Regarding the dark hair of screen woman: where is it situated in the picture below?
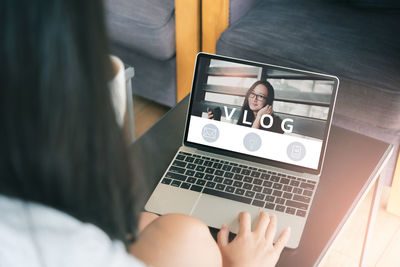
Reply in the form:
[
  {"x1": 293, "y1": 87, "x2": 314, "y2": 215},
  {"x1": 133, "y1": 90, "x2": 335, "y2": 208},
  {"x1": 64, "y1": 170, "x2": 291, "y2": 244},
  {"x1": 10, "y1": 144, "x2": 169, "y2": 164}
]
[
  {"x1": 237, "y1": 81, "x2": 283, "y2": 134},
  {"x1": 0, "y1": 0, "x2": 141, "y2": 246}
]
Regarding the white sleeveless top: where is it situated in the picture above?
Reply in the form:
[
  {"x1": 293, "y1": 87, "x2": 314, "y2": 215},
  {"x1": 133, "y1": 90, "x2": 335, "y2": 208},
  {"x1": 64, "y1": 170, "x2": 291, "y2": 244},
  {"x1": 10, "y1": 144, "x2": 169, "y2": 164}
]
[{"x1": 0, "y1": 195, "x2": 147, "y2": 267}]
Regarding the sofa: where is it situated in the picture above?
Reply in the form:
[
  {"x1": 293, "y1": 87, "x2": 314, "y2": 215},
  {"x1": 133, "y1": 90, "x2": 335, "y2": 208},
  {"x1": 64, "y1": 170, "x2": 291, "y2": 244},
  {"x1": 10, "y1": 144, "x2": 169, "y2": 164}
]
[
  {"x1": 105, "y1": 0, "x2": 201, "y2": 107},
  {"x1": 200, "y1": 0, "x2": 400, "y2": 189}
]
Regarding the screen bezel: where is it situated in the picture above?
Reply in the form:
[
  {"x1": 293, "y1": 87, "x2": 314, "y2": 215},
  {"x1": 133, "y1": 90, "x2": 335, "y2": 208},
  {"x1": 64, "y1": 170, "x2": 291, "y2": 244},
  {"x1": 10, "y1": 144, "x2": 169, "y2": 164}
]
[{"x1": 183, "y1": 53, "x2": 339, "y2": 176}]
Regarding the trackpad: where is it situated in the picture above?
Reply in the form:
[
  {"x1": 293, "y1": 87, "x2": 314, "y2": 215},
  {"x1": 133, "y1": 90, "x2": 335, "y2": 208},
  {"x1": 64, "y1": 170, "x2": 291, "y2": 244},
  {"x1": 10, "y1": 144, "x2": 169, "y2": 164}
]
[{"x1": 191, "y1": 194, "x2": 260, "y2": 233}]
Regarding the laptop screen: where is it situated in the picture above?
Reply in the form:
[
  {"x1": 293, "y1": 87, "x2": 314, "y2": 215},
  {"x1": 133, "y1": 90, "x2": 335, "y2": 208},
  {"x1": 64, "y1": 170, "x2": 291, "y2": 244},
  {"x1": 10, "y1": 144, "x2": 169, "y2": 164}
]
[{"x1": 184, "y1": 53, "x2": 338, "y2": 173}]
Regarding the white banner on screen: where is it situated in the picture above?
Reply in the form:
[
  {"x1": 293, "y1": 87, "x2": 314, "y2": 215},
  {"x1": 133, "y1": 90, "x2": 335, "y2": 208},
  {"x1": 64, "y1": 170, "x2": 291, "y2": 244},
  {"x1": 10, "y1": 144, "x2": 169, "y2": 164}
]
[{"x1": 187, "y1": 116, "x2": 322, "y2": 169}]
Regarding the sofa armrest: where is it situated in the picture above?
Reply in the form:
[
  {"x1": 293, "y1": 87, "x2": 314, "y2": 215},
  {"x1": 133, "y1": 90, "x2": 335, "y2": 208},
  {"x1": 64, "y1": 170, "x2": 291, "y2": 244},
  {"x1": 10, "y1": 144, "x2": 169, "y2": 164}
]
[{"x1": 175, "y1": 0, "x2": 201, "y2": 102}]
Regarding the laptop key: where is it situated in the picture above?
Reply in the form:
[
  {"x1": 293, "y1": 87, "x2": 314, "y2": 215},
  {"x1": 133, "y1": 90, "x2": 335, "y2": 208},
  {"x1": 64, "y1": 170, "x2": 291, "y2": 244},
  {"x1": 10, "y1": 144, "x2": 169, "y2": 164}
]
[
  {"x1": 185, "y1": 170, "x2": 195, "y2": 176},
  {"x1": 245, "y1": 191, "x2": 255, "y2": 198},
  {"x1": 190, "y1": 185, "x2": 203, "y2": 192},
  {"x1": 206, "y1": 181, "x2": 216, "y2": 189},
  {"x1": 253, "y1": 179, "x2": 262, "y2": 185},
  {"x1": 263, "y1": 188, "x2": 272, "y2": 195},
  {"x1": 225, "y1": 186, "x2": 235, "y2": 193},
  {"x1": 293, "y1": 188, "x2": 303, "y2": 194},
  {"x1": 204, "y1": 174, "x2": 214, "y2": 180},
  {"x1": 300, "y1": 182, "x2": 315, "y2": 190},
  {"x1": 280, "y1": 178, "x2": 290, "y2": 184},
  {"x1": 203, "y1": 188, "x2": 251, "y2": 204},
  {"x1": 213, "y1": 163, "x2": 223, "y2": 169},
  {"x1": 214, "y1": 176, "x2": 223, "y2": 183},
  {"x1": 169, "y1": 166, "x2": 186, "y2": 174},
  {"x1": 233, "y1": 181, "x2": 243, "y2": 187},
  {"x1": 171, "y1": 180, "x2": 181, "y2": 187},
  {"x1": 187, "y1": 163, "x2": 196, "y2": 170},
  {"x1": 194, "y1": 159, "x2": 204, "y2": 165},
  {"x1": 232, "y1": 167, "x2": 241, "y2": 173},
  {"x1": 185, "y1": 157, "x2": 195, "y2": 163},
  {"x1": 187, "y1": 177, "x2": 196, "y2": 183},
  {"x1": 290, "y1": 180, "x2": 300, "y2": 186},
  {"x1": 224, "y1": 172, "x2": 234, "y2": 178},
  {"x1": 271, "y1": 176, "x2": 280, "y2": 182},
  {"x1": 172, "y1": 160, "x2": 186, "y2": 168},
  {"x1": 204, "y1": 161, "x2": 213, "y2": 167},
  {"x1": 233, "y1": 174, "x2": 244, "y2": 181},
  {"x1": 265, "y1": 195, "x2": 275, "y2": 202},
  {"x1": 263, "y1": 181, "x2": 272, "y2": 187},
  {"x1": 273, "y1": 190, "x2": 283, "y2": 197},
  {"x1": 296, "y1": 210, "x2": 307, "y2": 217},
  {"x1": 196, "y1": 179, "x2": 206, "y2": 186},
  {"x1": 165, "y1": 172, "x2": 186, "y2": 181},
  {"x1": 286, "y1": 207, "x2": 296, "y2": 215},
  {"x1": 275, "y1": 205, "x2": 285, "y2": 212},
  {"x1": 241, "y1": 169, "x2": 251, "y2": 175},
  {"x1": 195, "y1": 172, "x2": 204, "y2": 178},
  {"x1": 215, "y1": 170, "x2": 224, "y2": 176},
  {"x1": 252, "y1": 200, "x2": 265, "y2": 207},
  {"x1": 243, "y1": 183, "x2": 252, "y2": 190},
  {"x1": 222, "y1": 165, "x2": 232, "y2": 171},
  {"x1": 265, "y1": 202, "x2": 275, "y2": 210},
  {"x1": 223, "y1": 179, "x2": 233, "y2": 185},
  {"x1": 235, "y1": 188, "x2": 245, "y2": 195},
  {"x1": 250, "y1": 171, "x2": 261, "y2": 178},
  {"x1": 275, "y1": 198, "x2": 285, "y2": 205},
  {"x1": 243, "y1": 176, "x2": 253, "y2": 183},
  {"x1": 180, "y1": 182, "x2": 191, "y2": 189},
  {"x1": 195, "y1": 166, "x2": 205, "y2": 172},
  {"x1": 216, "y1": 184, "x2": 225, "y2": 191},
  {"x1": 283, "y1": 185, "x2": 293, "y2": 192},
  {"x1": 273, "y1": 183, "x2": 283, "y2": 190},
  {"x1": 253, "y1": 185, "x2": 262, "y2": 192},
  {"x1": 255, "y1": 193, "x2": 265, "y2": 200},
  {"x1": 293, "y1": 194, "x2": 311, "y2": 203},
  {"x1": 283, "y1": 192, "x2": 293, "y2": 199},
  {"x1": 261, "y1": 173, "x2": 271, "y2": 180},
  {"x1": 286, "y1": 200, "x2": 309, "y2": 210},
  {"x1": 303, "y1": 190, "x2": 313, "y2": 197},
  {"x1": 161, "y1": 178, "x2": 172, "y2": 185},
  {"x1": 176, "y1": 154, "x2": 185, "y2": 161},
  {"x1": 205, "y1": 168, "x2": 215, "y2": 174}
]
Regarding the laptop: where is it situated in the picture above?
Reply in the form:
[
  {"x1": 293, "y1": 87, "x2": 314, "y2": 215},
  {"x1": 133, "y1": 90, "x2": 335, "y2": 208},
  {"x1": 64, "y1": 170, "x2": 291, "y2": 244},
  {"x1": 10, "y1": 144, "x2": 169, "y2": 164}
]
[{"x1": 145, "y1": 53, "x2": 339, "y2": 248}]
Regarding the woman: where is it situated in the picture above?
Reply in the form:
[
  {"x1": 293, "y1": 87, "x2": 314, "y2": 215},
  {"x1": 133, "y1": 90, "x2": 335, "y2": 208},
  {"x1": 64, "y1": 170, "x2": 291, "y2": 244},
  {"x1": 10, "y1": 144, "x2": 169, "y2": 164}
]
[
  {"x1": 208, "y1": 81, "x2": 284, "y2": 134},
  {"x1": 0, "y1": 1, "x2": 289, "y2": 267}
]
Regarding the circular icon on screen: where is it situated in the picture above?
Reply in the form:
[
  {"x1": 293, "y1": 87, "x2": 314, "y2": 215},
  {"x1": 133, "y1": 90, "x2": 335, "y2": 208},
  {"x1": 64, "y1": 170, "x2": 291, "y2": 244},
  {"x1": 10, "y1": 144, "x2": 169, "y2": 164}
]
[
  {"x1": 202, "y1": 124, "x2": 219, "y2": 143},
  {"x1": 243, "y1": 133, "x2": 262, "y2": 152},
  {"x1": 287, "y1": 142, "x2": 306, "y2": 161}
]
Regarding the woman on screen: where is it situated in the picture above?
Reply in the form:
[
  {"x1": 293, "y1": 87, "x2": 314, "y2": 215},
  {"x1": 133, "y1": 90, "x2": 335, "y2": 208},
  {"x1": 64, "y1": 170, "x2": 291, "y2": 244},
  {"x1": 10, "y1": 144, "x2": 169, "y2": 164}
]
[{"x1": 208, "y1": 81, "x2": 284, "y2": 134}]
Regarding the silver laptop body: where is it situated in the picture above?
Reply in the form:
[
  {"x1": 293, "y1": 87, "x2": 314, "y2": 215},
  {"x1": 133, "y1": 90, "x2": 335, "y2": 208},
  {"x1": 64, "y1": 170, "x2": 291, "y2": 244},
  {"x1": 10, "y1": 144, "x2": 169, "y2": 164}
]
[{"x1": 145, "y1": 53, "x2": 339, "y2": 249}]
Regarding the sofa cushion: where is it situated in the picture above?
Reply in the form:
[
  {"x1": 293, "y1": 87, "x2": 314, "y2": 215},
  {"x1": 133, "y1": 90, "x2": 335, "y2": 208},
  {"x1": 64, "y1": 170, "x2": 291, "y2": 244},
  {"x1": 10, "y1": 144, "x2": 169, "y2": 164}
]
[
  {"x1": 106, "y1": 0, "x2": 175, "y2": 61},
  {"x1": 216, "y1": 0, "x2": 400, "y2": 130},
  {"x1": 349, "y1": 0, "x2": 400, "y2": 8}
]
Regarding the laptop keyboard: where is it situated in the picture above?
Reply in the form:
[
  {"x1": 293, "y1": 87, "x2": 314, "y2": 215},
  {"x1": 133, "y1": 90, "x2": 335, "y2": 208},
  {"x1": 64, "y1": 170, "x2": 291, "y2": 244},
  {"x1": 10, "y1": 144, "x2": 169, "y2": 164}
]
[{"x1": 161, "y1": 151, "x2": 317, "y2": 218}]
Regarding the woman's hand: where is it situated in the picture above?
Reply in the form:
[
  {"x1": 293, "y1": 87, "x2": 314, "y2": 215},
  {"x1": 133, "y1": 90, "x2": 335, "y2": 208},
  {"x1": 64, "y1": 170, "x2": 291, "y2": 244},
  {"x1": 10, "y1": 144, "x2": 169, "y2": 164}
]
[
  {"x1": 256, "y1": 105, "x2": 273, "y2": 119},
  {"x1": 217, "y1": 211, "x2": 290, "y2": 267},
  {"x1": 207, "y1": 107, "x2": 214, "y2": 119}
]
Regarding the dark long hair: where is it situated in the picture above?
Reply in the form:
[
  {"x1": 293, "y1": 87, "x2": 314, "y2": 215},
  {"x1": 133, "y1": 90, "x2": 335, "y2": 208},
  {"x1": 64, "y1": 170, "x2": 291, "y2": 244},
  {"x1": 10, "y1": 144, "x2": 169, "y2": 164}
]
[
  {"x1": 0, "y1": 0, "x2": 141, "y2": 246},
  {"x1": 237, "y1": 80, "x2": 275, "y2": 126}
]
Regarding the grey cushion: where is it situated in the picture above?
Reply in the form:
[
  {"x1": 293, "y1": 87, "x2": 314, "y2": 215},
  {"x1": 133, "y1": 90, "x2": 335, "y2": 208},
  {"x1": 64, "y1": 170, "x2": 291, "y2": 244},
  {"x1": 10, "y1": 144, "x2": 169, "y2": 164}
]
[
  {"x1": 216, "y1": 0, "x2": 400, "y2": 130},
  {"x1": 106, "y1": 0, "x2": 176, "y2": 61},
  {"x1": 111, "y1": 44, "x2": 177, "y2": 107},
  {"x1": 349, "y1": 0, "x2": 400, "y2": 8}
]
